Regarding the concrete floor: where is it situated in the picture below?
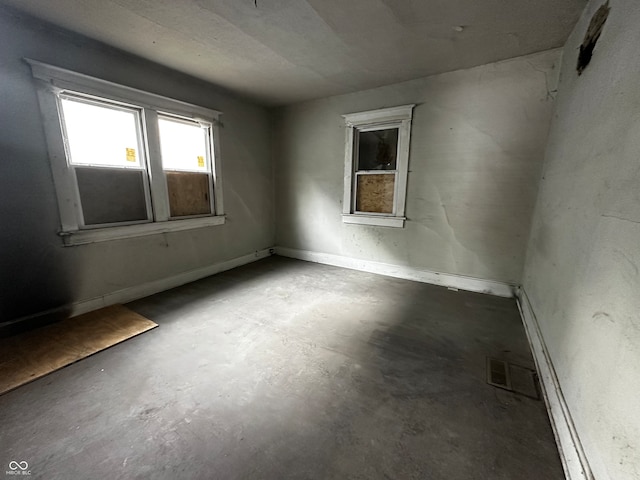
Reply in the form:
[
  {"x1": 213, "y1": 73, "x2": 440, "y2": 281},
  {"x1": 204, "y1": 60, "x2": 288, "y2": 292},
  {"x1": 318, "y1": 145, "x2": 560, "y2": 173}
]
[{"x1": 0, "y1": 256, "x2": 564, "y2": 479}]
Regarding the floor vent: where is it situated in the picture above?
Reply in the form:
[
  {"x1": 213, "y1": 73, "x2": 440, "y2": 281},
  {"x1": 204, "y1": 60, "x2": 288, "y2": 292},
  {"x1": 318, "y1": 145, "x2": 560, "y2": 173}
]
[
  {"x1": 487, "y1": 357, "x2": 512, "y2": 389},
  {"x1": 486, "y1": 357, "x2": 540, "y2": 400}
]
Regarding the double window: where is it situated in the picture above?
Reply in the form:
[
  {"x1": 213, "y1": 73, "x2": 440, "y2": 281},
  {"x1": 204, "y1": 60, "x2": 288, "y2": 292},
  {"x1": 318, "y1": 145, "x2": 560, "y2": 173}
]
[
  {"x1": 342, "y1": 105, "x2": 414, "y2": 228},
  {"x1": 28, "y1": 59, "x2": 224, "y2": 245}
]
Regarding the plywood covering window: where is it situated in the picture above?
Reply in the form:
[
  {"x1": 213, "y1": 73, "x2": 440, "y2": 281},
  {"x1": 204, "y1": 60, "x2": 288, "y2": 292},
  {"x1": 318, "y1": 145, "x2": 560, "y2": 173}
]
[
  {"x1": 27, "y1": 59, "x2": 225, "y2": 245},
  {"x1": 342, "y1": 105, "x2": 414, "y2": 228}
]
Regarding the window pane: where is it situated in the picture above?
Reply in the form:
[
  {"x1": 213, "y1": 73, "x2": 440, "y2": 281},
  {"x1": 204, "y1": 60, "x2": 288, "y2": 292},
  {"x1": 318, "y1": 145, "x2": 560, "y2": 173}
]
[
  {"x1": 158, "y1": 116, "x2": 209, "y2": 172},
  {"x1": 166, "y1": 172, "x2": 211, "y2": 217},
  {"x1": 75, "y1": 167, "x2": 149, "y2": 225},
  {"x1": 357, "y1": 128, "x2": 398, "y2": 171},
  {"x1": 356, "y1": 174, "x2": 395, "y2": 214},
  {"x1": 61, "y1": 97, "x2": 142, "y2": 168}
]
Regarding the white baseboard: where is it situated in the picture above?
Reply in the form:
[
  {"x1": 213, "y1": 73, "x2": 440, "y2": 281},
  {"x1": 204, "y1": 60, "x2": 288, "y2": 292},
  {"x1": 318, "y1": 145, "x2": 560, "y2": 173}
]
[
  {"x1": 70, "y1": 248, "x2": 272, "y2": 316},
  {"x1": 275, "y1": 246, "x2": 516, "y2": 298},
  {"x1": 5, "y1": 249, "x2": 272, "y2": 325},
  {"x1": 517, "y1": 288, "x2": 593, "y2": 480}
]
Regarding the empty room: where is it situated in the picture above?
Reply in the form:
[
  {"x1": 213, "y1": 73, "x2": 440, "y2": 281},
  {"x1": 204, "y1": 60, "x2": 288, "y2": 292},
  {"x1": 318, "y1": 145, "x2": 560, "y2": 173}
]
[{"x1": 0, "y1": 0, "x2": 638, "y2": 479}]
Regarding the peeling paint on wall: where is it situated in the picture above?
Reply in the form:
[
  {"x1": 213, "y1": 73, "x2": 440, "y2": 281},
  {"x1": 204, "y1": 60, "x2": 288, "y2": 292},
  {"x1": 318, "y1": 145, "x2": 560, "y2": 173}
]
[
  {"x1": 523, "y1": 1, "x2": 640, "y2": 478},
  {"x1": 577, "y1": 1, "x2": 610, "y2": 74}
]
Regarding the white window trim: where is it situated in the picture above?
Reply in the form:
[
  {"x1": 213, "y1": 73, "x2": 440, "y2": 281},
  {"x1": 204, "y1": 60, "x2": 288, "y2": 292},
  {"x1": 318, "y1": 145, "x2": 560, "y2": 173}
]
[
  {"x1": 342, "y1": 104, "x2": 414, "y2": 228},
  {"x1": 60, "y1": 215, "x2": 226, "y2": 246},
  {"x1": 26, "y1": 58, "x2": 225, "y2": 246}
]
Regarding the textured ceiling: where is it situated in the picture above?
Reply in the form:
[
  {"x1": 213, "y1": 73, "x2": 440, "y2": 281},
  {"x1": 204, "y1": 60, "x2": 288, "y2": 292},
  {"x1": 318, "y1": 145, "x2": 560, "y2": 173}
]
[{"x1": 1, "y1": 0, "x2": 587, "y2": 106}]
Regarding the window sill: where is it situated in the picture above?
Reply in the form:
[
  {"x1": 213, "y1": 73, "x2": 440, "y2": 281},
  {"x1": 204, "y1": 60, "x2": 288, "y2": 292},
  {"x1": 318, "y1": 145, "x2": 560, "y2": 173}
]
[
  {"x1": 342, "y1": 214, "x2": 405, "y2": 228},
  {"x1": 59, "y1": 215, "x2": 226, "y2": 246}
]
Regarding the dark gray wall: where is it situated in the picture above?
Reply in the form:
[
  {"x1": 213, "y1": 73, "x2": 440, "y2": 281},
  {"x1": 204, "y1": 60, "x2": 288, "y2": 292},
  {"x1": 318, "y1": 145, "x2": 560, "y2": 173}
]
[
  {"x1": 522, "y1": 1, "x2": 640, "y2": 478},
  {"x1": 0, "y1": 8, "x2": 274, "y2": 322}
]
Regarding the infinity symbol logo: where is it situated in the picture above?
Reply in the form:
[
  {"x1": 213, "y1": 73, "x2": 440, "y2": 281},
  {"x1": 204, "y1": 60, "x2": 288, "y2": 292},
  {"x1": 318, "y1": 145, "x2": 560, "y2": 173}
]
[{"x1": 8, "y1": 461, "x2": 28, "y2": 470}]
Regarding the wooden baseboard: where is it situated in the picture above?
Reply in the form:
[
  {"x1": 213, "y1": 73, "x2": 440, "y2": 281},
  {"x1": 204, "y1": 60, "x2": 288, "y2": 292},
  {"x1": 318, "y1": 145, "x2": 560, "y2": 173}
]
[{"x1": 516, "y1": 287, "x2": 593, "y2": 480}]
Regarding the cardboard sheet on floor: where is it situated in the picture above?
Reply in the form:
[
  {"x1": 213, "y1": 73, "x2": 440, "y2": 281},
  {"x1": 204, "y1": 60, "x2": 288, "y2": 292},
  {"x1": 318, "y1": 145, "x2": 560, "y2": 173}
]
[{"x1": 0, "y1": 305, "x2": 157, "y2": 395}]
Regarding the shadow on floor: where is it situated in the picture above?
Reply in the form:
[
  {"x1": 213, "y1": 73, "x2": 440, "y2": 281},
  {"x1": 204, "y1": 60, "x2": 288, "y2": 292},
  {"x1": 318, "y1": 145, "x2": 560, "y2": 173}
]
[{"x1": 0, "y1": 256, "x2": 563, "y2": 480}]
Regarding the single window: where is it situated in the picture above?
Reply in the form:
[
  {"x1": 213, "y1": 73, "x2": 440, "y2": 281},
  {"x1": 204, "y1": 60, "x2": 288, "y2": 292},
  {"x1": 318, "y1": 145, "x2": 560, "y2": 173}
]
[
  {"x1": 158, "y1": 115, "x2": 214, "y2": 218},
  {"x1": 27, "y1": 59, "x2": 225, "y2": 245},
  {"x1": 342, "y1": 105, "x2": 414, "y2": 228},
  {"x1": 58, "y1": 95, "x2": 152, "y2": 228}
]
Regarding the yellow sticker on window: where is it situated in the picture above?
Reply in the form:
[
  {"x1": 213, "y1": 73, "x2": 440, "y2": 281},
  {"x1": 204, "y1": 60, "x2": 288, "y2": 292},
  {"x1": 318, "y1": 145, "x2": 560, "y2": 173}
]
[
  {"x1": 126, "y1": 148, "x2": 136, "y2": 162},
  {"x1": 197, "y1": 156, "x2": 205, "y2": 168}
]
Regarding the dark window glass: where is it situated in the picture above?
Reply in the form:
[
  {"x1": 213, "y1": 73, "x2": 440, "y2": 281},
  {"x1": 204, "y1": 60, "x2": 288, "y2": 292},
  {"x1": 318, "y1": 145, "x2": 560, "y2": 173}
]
[{"x1": 357, "y1": 128, "x2": 398, "y2": 171}]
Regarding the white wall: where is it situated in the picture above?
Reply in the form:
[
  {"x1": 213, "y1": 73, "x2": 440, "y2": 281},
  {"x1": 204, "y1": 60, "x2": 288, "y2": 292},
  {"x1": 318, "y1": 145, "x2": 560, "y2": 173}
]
[
  {"x1": 522, "y1": 1, "x2": 640, "y2": 479},
  {"x1": 0, "y1": 8, "x2": 274, "y2": 322},
  {"x1": 273, "y1": 50, "x2": 560, "y2": 284}
]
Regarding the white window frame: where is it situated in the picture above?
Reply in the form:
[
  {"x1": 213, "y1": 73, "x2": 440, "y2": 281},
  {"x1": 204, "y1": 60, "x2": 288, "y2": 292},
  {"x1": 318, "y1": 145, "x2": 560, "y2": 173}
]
[
  {"x1": 26, "y1": 59, "x2": 225, "y2": 246},
  {"x1": 156, "y1": 112, "x2": 217, "y2": 220},
  {"x1": 342, "y1": 105, "x2": 414, "y2": 228}
]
